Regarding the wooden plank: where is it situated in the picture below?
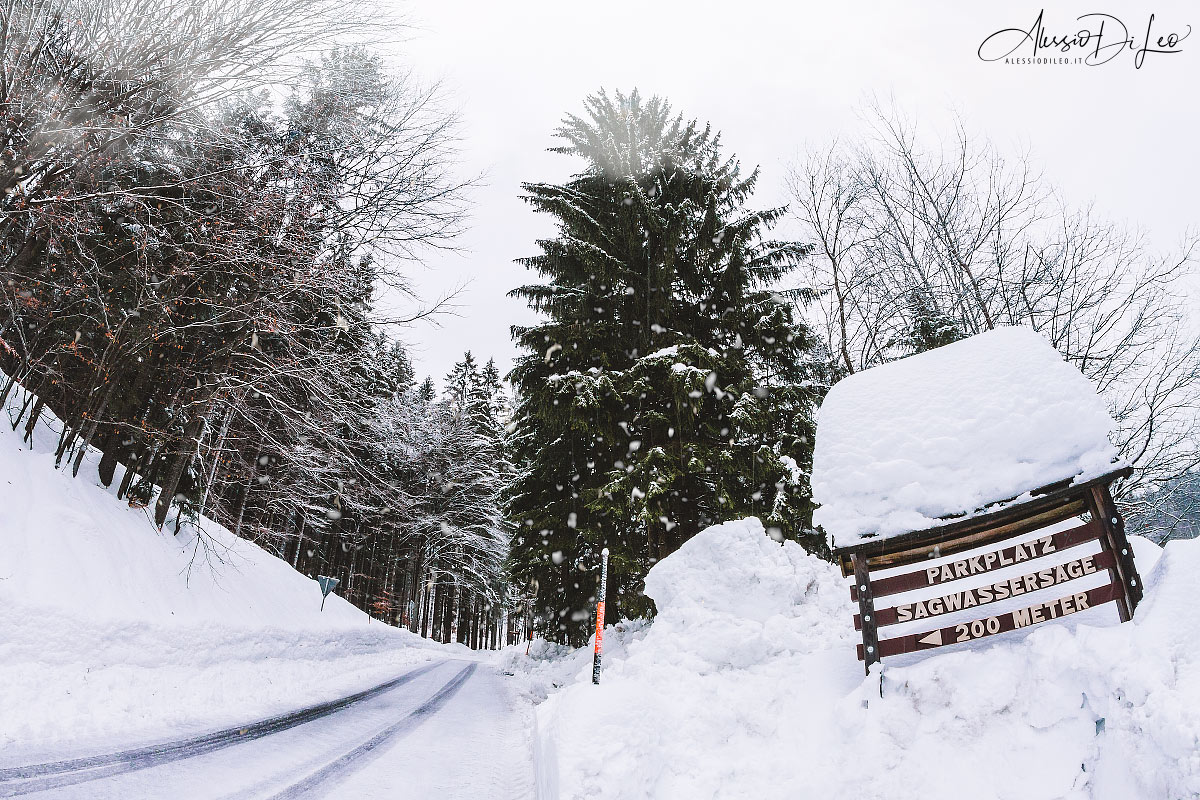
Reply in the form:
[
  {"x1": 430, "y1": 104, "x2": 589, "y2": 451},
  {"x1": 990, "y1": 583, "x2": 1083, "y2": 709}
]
[
  {"x1": 835, "y1": 468, "x2": 1131, "y2": 576},
  {"x1": 857, "y1": 583, "x2": 1121, "y2": 660},
  {"x1": 1089, "y1": 491, "x2": 1131, "y2": 623},
  {"x1": 1089, "y1": 484, "x2": 1142, "y2": 619},
  {"x1": 839, "y1": 498, "x2": 1086, "y2": 577},
  {"x1": 853, "y1": 554, "x2": 879, "y2": 674},
  {"x1": 1093, "y1": 484, "x2": 1142, "y2": 611},
  {"x1": 854, "y1": 549, "x2": 1115, "y2": 629},
  {"x1": 850, "y1": 521, "x2": 1100, "y2": 602}
]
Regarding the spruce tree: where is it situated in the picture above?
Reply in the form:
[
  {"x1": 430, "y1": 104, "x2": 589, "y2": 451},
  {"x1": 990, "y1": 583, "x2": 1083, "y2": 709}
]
[{"x1": 507, "y1": 89, "x2": 825, "y2": 644}]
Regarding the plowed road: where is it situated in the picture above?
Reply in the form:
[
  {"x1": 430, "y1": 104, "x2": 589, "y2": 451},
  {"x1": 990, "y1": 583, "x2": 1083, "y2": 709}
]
[{"x1": 0, "y1": 660, "x2": 535, "y2": 799}]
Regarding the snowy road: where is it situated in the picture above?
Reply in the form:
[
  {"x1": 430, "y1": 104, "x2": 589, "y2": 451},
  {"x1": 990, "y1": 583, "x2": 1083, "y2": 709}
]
[{"x1": 0, "y1": 659, "x2": 535, "y2": 800}]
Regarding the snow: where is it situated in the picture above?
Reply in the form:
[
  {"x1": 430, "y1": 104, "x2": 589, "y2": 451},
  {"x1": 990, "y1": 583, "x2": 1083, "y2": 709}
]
[
  {"x1": 496, "y1": 622, "x2": 650, "y2": 705},
  {"x1": 322, "y1": 665, "x2": 536, "y2": 800},
  {"x1": 530, "y1": 516, "x2": 1200, "y2": 800},
  {"x1": 0, "y1": 383, "x2": 452, "y2": 758},
  {"x1": 812, "y1": 326, "x2": 1122, "y2": 546},
  {"x1": 642, "y1": 345, "x2": 680, "y2": 360}
]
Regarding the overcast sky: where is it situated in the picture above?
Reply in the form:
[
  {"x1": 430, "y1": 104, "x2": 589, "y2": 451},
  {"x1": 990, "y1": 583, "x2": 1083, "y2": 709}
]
[{"x1": 385, "y1": 0, "x2": 1198, "y2": 383}]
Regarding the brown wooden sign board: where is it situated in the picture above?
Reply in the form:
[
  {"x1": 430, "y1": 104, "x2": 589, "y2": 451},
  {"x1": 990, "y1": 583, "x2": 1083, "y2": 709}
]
[
  {"x1": 833, "y1": 469, "x2": 1142, "y2": 673},
  {"x1": 856, "y1": 583, "x2": 1122, "y2": 660},
  {"x1": 849, "y1": 520, "x2": 1100, "y2": 602},
  {"x1": 853, "y1": 549, "x2": 1116, "y2": 630}
]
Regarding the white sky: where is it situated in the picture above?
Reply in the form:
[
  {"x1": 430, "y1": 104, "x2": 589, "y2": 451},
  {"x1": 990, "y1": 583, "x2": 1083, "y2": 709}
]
[{"x1": 385, "y1": 0, "x2": 1198, "y2": 383}]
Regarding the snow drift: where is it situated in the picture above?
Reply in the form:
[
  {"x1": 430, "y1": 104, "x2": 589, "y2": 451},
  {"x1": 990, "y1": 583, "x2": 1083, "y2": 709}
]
[
  {"x1": 812, "y1": 326, "x2": 1122, "y2": 545},
  {"x1": 535, "y1": 517, "x2": 1199, "y2": 800},
  {"x1": 0, "y1": 384, "x2": 444, "y2": 759}
]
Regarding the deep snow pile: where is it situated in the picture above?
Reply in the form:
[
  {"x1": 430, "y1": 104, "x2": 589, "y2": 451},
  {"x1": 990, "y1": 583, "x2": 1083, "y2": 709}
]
[
  {"x1": 812, "y1": 326, "x2": 1122, "y2": 545},
  {"x1": 0, "y1": 385, "x2": 448, "y2": 759},
  {"x1": 534, "y1": 518, "x2": 1199, "y2": 800}
]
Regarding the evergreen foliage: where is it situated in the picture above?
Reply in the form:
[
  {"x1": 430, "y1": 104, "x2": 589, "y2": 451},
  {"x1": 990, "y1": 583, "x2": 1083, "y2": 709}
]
[
  {"x1": 507, "y1": 89, "x2": 827, "y2": 645},
  {"x1": 888, "y1": 290, "x2": 965, "y2": 354}
]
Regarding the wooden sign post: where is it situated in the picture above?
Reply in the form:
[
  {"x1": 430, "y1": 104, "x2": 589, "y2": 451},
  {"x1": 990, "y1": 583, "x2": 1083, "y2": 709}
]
[{"x1": 834, "y1": 469, "x2": 1141, "y2": 674}]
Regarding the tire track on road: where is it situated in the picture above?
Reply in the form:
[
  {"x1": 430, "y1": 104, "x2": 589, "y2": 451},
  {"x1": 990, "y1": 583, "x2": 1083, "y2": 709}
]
[
  {"x1": 262, "y1": 662, "x2": 478, "y2": 800},
  {"x1": 0, "y1": 660, "x2": 447, "y2": 797}
]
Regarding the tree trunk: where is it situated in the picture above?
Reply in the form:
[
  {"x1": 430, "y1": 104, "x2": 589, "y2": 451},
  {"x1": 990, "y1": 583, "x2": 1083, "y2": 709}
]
[
  {"x1": 421, "y1": 571, "x2": 434, "y2": 638},
  {"x1": 117, "y1": 451, "x2": 140, "y2": 499},
  {"x1": 198, "y1": 405, "x2": 233, "y2": 518},
  {"x1": 442, "y1": 582, "x2": 455, "y2": 643},
  {"x1": 11, "y1": 390, "x2": 34, "y2": 431},
  {"x1": 0, "y1": 374, "x2": 16, "y2": 407},
  {"x1": 154, "y1": 415, "x2": 207, "y2": 529},
  {"x1": 23, "y1": 397, "x2": 43, "y2": 444},
  {"x1": 290, "y1": 513, "x2": 306, "y2": 570},
  {"x1": 97, "y1": 428, "x2": 121, "y2": 487},
  {"x1": 456, "y1": 590, "x2": 469, "y2": 645}
]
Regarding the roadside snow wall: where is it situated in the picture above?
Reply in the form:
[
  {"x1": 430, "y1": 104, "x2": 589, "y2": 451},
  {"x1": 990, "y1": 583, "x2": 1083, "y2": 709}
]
[
  {"x1": 536, "y1": 517, "x2": 1199, "y2": 800},
  {"x1": 0, "y1": 382, "x2": 445, "y2": 758}
]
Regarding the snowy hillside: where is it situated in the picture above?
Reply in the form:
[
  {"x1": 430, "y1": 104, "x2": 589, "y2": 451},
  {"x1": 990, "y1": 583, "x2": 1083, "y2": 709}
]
[
  {"x1": 526, "y1": 518, "x2": 1200, "y2": 800},
  {"x1": 0, "y1": 386, "x2": 448, "y2": 759}
]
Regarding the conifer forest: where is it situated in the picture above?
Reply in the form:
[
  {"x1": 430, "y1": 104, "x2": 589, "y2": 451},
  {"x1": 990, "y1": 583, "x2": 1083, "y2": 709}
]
[{"x1": 3, "y1": 0, "x2": 1198, "y2": 653}]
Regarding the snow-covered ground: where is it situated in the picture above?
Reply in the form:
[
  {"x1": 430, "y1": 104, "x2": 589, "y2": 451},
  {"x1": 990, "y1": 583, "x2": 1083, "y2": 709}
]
[
  {"x1": 0, "y1": 384, "x2": 456, "y2": 761},
  {"x1": 7, "y1": 345, "x2": 1198, "y2": 800},
  {"x1": 520, "y1": 517, "x2": 1199, "y2": 800}
]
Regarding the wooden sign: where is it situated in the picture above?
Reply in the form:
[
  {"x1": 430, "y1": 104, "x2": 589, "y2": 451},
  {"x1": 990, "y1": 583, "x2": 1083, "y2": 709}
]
[
  {"x1": 834, "y1": 469, "x2": 1142, "y2": 673},
  {"x1": 852, "y1": 550, "x2": 1116, "y2": 630}
]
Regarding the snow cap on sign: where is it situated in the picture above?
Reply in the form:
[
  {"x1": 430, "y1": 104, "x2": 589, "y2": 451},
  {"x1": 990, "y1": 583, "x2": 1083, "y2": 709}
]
[{"x1": 812, "y1": 325, "x2": 1122, "y2": 547}]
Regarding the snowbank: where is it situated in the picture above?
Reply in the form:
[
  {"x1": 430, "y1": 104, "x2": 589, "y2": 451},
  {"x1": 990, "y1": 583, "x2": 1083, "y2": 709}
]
[
  {"x1": 0, "y1": 384, "x2": 448, "y2": 758},
  {"x1": 534, "y1": 517, "x2": 1199, "y2": 800},
  {"x1": 812, "y1": 326, "x2": 1122, "y2": 545},
  {"x1": 496, "y1": 622, "x2": 650, "y2": 705}
]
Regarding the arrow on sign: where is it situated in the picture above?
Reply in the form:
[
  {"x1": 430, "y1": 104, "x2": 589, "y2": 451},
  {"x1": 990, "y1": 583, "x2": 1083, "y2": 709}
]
[{"x1": 917, "y1": 630, "x2": 942, "y2": 648}]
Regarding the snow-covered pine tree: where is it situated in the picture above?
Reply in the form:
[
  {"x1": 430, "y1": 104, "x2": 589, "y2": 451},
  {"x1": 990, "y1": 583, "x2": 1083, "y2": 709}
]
[
  {"x1": 507, "y1": 89, "x2": 826, "y2": 644},
  {"x1": 0, "y1": 29, "x2": 515, "y2": 638},
  {"x1": 887, "y1": 290, "x2": 965, "y2": 356},
  {"x1": 441, "y1": 352, "x2": 512, "y2": 642}
]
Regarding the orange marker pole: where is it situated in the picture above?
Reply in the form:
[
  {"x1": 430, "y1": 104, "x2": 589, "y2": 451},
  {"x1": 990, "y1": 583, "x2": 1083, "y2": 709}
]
[{"x1": 592, "y1": 547, "x2": 609, "y2": 685}]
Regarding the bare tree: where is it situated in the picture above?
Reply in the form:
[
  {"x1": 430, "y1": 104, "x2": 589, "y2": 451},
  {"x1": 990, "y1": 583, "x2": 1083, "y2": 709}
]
[
  {"x1": 789, "y1": 101, "x2": 1200, "y2": 503},
  {"x1": 0, "y1": 1, "x2": 517, "y2": 645},
  {"x1": 1124, "y1": 470, "x2": 1200, "y2": 543},
  {"x1": 0, "y1": 0, "x2": 383, "y2": 380}
]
